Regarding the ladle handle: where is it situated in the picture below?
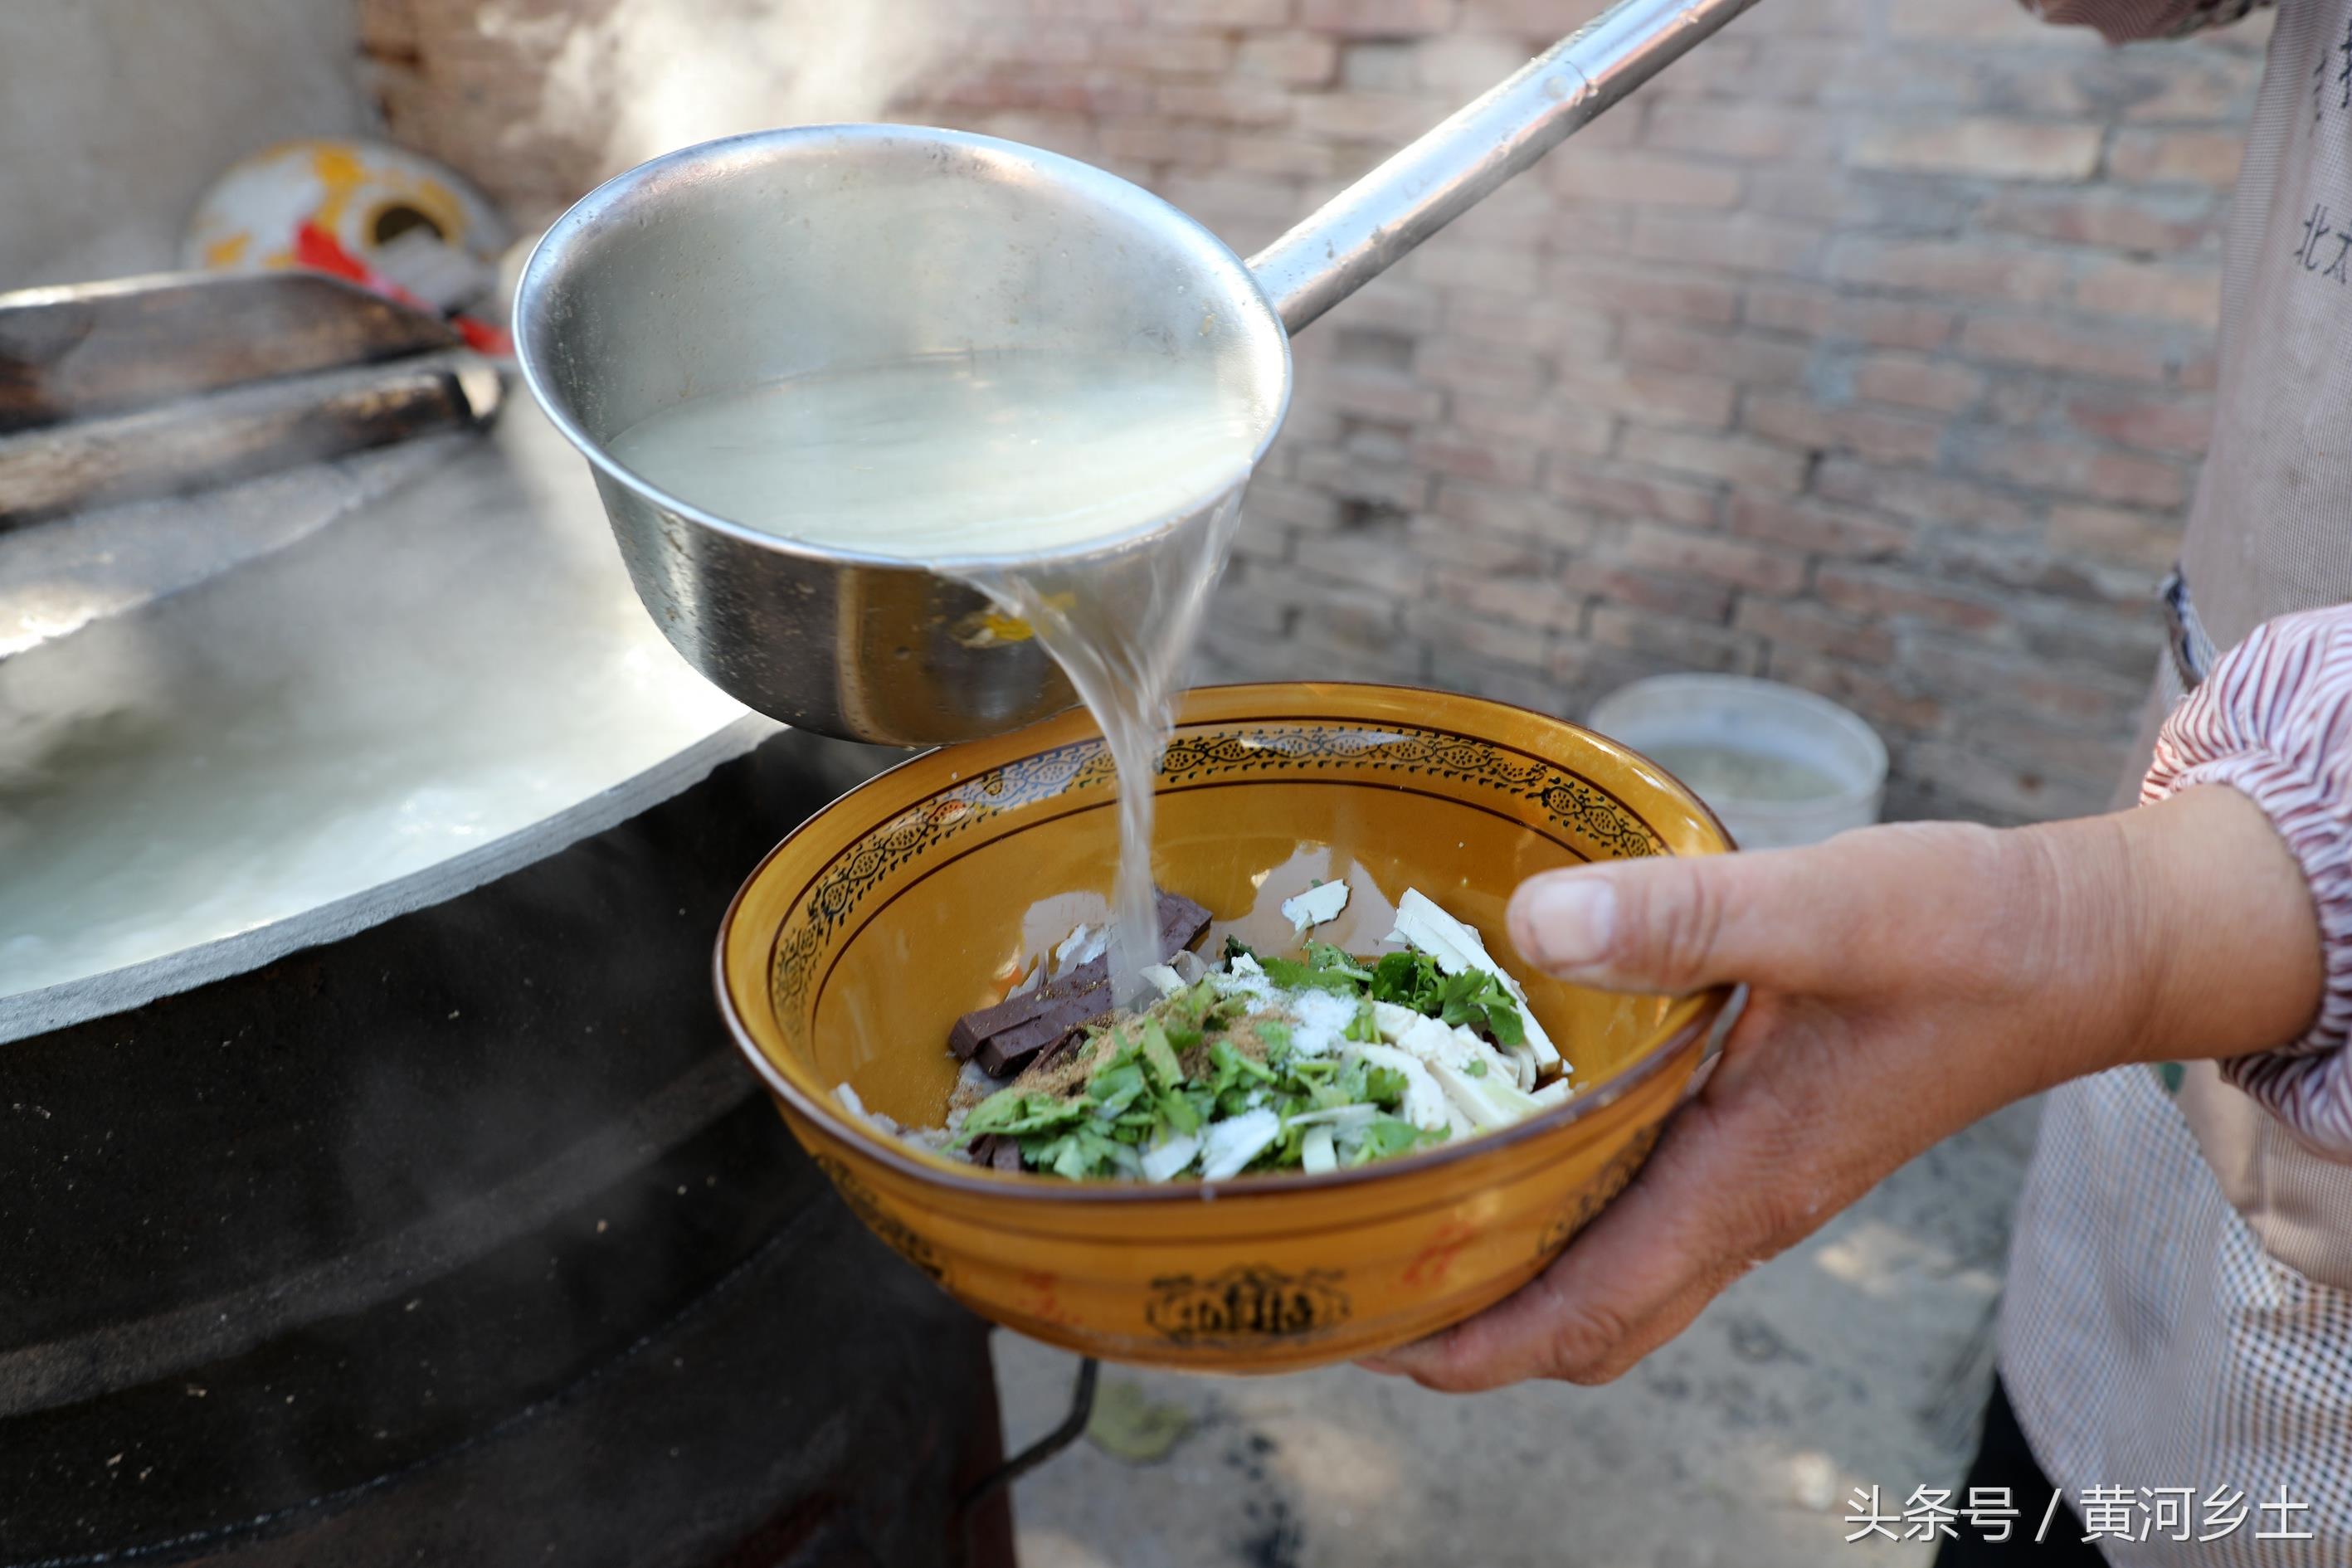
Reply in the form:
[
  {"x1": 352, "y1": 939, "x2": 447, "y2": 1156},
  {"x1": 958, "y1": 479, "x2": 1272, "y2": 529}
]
[{"x1": 1247, "y1": 0, "x2": 1764, "y2": 334}]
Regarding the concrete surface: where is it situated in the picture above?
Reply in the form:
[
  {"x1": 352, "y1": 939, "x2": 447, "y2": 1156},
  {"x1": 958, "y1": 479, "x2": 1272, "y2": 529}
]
[{"x1": 993, "y1": 1102, "x2": 2039, "y2": 1568}]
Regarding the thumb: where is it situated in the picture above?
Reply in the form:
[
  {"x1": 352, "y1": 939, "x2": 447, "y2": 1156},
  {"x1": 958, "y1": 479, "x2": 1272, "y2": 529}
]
[{"x1": 1507, "y1": 850, "x2": 1824, "y2": 995}]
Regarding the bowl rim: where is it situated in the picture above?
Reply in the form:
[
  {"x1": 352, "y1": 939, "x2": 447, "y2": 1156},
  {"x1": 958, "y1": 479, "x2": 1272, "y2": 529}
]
[{"x1": 713, "y1": 679, "x2": 1734, "y2": 1206}]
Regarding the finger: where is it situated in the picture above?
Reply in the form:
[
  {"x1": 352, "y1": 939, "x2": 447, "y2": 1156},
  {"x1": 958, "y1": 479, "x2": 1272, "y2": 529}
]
[
  {"x1": 1363, "y1": 1089, "x2": 1797, "y2": 1392},
  {"x1": 1363, "y1": 996, "x2": 1860, "y2": 1391},
  {"x1": 1505, "y1": 821, "x2": 1997, "y2": 995}
]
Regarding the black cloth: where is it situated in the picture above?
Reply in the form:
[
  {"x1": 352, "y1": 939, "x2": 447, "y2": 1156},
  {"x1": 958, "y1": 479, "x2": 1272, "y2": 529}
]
[{"x1": 1936, "y1": 1376, "x2": 2106, "y2": 1565}]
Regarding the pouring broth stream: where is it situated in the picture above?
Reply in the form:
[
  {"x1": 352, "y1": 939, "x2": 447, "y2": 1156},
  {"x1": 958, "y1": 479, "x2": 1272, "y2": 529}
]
[{"x1": 609, "y1": 348, "x2": 1263, "y2": 991}]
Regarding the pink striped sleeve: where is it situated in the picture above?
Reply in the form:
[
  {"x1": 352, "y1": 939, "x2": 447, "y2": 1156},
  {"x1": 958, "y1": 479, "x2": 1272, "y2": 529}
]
[
  {"x1": 2019, "y1": 0, "x2": 2271, "y2": 42},
  {"x1": 2143, "y1": 606, "x2": 2352, "y2": 1157}
]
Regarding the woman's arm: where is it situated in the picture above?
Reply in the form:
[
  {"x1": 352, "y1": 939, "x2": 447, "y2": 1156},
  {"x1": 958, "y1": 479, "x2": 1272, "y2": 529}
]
[{"x1": 1364, "y1": 606, "x2": 2352, "y2": 1394}]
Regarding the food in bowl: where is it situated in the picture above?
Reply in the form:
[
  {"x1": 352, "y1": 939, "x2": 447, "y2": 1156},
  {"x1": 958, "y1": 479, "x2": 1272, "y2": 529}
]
[
  {"x1": 835, "y1": 883, "x2": 1575, "y2": 1181},
  {"x1": 718, "y1": 683, "x2": 1732, "y2": 1372}
]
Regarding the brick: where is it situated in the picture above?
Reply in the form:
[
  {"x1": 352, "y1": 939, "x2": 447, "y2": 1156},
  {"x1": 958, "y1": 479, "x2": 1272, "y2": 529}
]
[
  {"x1": 2073, "y1": 260, "x2": 2223, "y2": 329},
  {"x1": 1405, "y1": 601, "x2": 1555, "y2": 668},
  {"x1": 1293, "y1": 445, "x2": 1432, "y2": 510},
  {"x1": 2120, "y1": 54, "x2": 2262, "y2": 124},
  {"x1": 1626, "y1": 212, "x2": 1823, "y2": 275},
  {"x1": 1741, "y1": 392, "x2": 1945, "y2": 467},
  {"x1": 1414, "y1": 31, "x2": 1533, "y2": 92},
  {"x1": 1274, "y1": 570, "x2": 1396, "y2": 626},
  {"x1": 1410, "y1": 427, "x2": 1541, "y2": 487},
  {"x1": 1214, "y1": 573, "x2": 1298, "y2": 633},
  {"x1": 1541, "y1": 207, "x2": 1634, "y2": 261},
  {"x1": 1815, "y1": 459, "x2": 2038, "y2": 533},
  {"x1": 1923, "y1": 532, "x2": 2153, "y2": 609},
  {"x1": 1772, "y1": 0, "x2": 1874, "y2": 32},
  {"x1": 1298, "y1": 0, "x2": 1456, "y2": 34},
  {"x1": 1430, "y1": 480, "x2": 1595, "y2": 548},
  {"x1": 1554, "y1": 366, "x2": 1739, "y2": 431},
  {"x1": 1814, "y1": 564, "x2": 2009, "y2": 635},
  {"x1": 1882, "y1": 0, "x2": 2048, "y2": 40},
  {"x1": 1292, "y1": 617, "x2": 1426, "y2": 681},
  {"x1": 2016, "y1": 600, "x2": 2168, "y2": 684},
  {"x1": 1152, "y1": 0, "x2": 1291, "y2": 23},
  {"x1": 1434, "y1": 567, "x2": 1580, "y2": 631},
  {"x1": 1587, "y1": 604, "x2": 1765, "y2": 674},
  {"x1": 1235, "y1": 32, "x2": 1339, "y2": 85},
  {"x1": 1543, "y1": 461, "x2": 1723, "y2": 528},
  {"x1": 1444, "y1": 290, "x2": 1614, "y2": 360},
  {"x1": 966, "y1": 25, "x2": 1095, "y2": 64},
  {"x1": 1619, "y1": 321, "x2": 1814, "y2": 387},
  {"x1": 1618, "y1": 426, "x2": 1810, "y2": 493},
  {"x1": 1554, "y1": 647, "x2": 1702, "y2": 716},
  {"x1": 1226, "y1": 134, "x2": 1350, "y2": 178},
  {"x1": 1427, "y1": 652, "x2": 1576, "y2": 716},
  {"x1": 1983, "y1": 378, "x2": 2054, "y2": 428},
  {"x1": 1734, "y1": 597, "x2": 1897, "y2": 664},
  {"x1": 1453, "y1": 393, "x2": 1614, "y2": 455},
  {"x1": 1548, "y1": 152, "x2": 1743, "y2": 209},
  {"x1": 1155, "y1": 80, "x2": 1293, "y2": 125},
  {"x1": 1098, "y1": 116, "x2": 1227, "y2": 167},
  {"x1": 1953, "y1": 432, "x2": 2189, "y2": 509},
  {"x1": 1295, "y1": 531, "x2": 1428, "y2": 597},
  {"x1": 1741, "y1": 168, "x2": 1853, "y2": 224},
  {"x1": 1645, "y1": 103, "x2": 1841, "y2": 161},
  {"x1": 1724, "y1": 493, "x2": 1916, "y2": 560},
  {"x1": 1559, "y1": 562, "x2": 1733, "y2": 624},
  {"x1": 1619, "y1": 523, "x2": 1809, "y2": 594},
  {"x1": 1550, "y1": 261, "x2": 1741, "y2": 325},
  {"x1": 1957, "y1": 314, "x2": 2177, "y2": 385},
  {"x1": 1337, "y1": 278, "x2": 1444, "y2": 337},
  {"x1": 2063, "y1": 393, "x2": 2215, "y2": 456},
  {"x1": 1852, "y1": 352, "x2": 1984, "y2": 413},
  {"x1": 1766, "y1": 650, "x2": 1947, "y2": 736},
  {"x1": 1741, "y1": 282, "x2": 1959, "y2": 351},
  {"x1": 1420, "y1": 653, "x2": 1570, "y2": 714},
  {"x1": 1293, "y1": 89, "x2": 1443, "y2": 144},
  {"x1": 1097, "y1": 31, "x2": 1237, "y2": 74},
  {"x1": 2106, "y1": 129, "x2": 2244, "y2": 187},
  {"x1": 1410, "y1": 241, "x2": 1542, "y2": 295},
  {"x1": 1693, "y1": 37, "x2": 1865, "y2": 103},
  {"x1": 1319, "y1": 363, "x2": 1444, "y2": 424},
  {"x1": 1825, "y1": 238, "x2": 2070, "y2": 303},
  {"x1": 1978, "y1": 187, "x2": 2216, "y2": 254},
  {"x1": 1410, "y1": 508, "x2": 1563, "y2": 564},
  {"x1": 1167, "y1": 173, "x2": 1322, "y2": 237},
  {"x1": 2047, "y1": 503, "x2": 2186, "y2": 572},
  {"x1": 1850, "y1": 119, "x2": 2101, "y2": 182},
  {"x1": 1339, "y1": 40, "x2": 1419, "y2": 90},
  {"x1": 1416, "y1": 342, "x2": 1547, "y2": 402}
]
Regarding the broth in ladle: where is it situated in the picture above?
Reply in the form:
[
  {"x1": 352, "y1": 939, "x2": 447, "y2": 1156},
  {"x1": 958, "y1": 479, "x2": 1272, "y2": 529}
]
[{"x1": 609, "y1": 348, "x2": 1264, "y2": 992}]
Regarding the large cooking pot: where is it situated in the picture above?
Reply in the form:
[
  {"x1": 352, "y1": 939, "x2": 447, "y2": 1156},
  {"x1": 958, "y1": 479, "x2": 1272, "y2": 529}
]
[
  {"x1": 514, "y1": 0, "x2": 1761, "y2": 747},
  {"x1": 0, "y1": 402, "x2": 1014, "y2": 1567}
]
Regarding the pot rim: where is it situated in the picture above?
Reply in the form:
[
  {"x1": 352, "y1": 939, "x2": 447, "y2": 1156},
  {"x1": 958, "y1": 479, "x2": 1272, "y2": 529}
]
[{"x1": 713, "y1": 679, "x2": 1733, "y2": 1208}]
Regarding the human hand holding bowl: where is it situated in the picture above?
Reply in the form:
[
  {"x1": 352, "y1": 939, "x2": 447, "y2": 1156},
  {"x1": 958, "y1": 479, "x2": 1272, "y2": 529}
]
[{"x1": 1363, "y1": 786, "x2": 2323, "y2": 1391}]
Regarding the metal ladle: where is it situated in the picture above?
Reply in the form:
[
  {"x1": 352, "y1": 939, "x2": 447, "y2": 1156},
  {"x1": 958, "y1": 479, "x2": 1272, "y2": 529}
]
[{"x1": 515, "y1": 0, "x2": 1760, "y2": 746}]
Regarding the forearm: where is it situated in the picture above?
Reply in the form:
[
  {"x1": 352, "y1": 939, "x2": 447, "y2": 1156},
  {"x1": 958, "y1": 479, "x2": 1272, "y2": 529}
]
[{"x1": 2031, "y1": 786, "x2": 2324, "y2": 1075}]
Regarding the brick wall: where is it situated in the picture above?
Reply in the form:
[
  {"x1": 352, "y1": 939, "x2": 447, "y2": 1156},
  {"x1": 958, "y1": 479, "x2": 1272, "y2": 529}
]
[{"x1": 372, "y1": 0, "x2": 2268, "y2": 824}]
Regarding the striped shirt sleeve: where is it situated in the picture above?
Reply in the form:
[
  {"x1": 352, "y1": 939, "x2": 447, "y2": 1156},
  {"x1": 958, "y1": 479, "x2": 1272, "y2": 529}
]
[
  {"x1": 2018, "y1": 0, "x2": 2272, "y2": 42},
  {"x1": 2142, "y1": 606, "x2": 2352, "y2": 1157}
]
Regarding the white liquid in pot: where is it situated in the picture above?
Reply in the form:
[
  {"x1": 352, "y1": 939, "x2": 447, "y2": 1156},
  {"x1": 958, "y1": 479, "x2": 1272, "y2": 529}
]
[
  {"x1": 610, "y1": 350, "x2": 1264, "y2": 991},
  {"x1": 606, "y1": 350, "x2": 1264, "y2": 559}
]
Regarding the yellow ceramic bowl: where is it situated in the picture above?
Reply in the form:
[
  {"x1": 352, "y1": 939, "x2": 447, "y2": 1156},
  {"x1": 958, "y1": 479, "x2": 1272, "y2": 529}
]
[{"x1": 718, "y1": 683, "x2": 1731, "y2": 1373}]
